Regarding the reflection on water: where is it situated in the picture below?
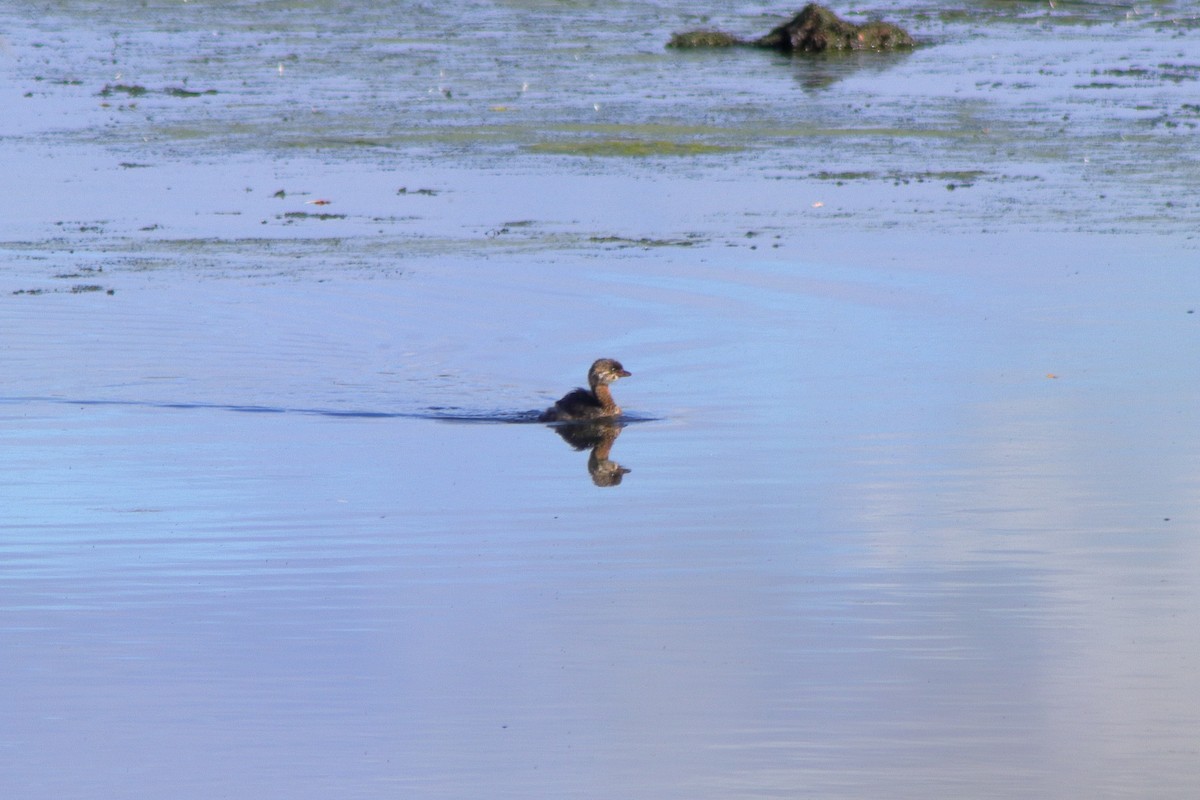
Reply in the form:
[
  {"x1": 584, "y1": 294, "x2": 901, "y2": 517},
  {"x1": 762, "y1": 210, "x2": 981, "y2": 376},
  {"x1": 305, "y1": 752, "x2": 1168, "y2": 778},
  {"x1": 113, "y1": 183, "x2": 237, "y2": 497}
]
[
  {"x1": 2, "y1": 249, "x2": 1198, "y2": 798},
  {"x1": 549, "y1": 420, "x2": 631, "y2": 487},
  {"x1": 1, "y1": 394, "x2": 642, "y2": 489},
  {"x1": 787, "y1": 48, "x2": 914, "y2": 92},
  {"x1": 1, "y1": 1, "x2": 1200, "y2": 798}
]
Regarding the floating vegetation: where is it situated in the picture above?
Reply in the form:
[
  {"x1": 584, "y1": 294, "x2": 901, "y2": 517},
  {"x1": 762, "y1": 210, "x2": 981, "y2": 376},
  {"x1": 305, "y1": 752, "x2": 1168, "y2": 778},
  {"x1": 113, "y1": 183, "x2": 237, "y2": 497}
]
[
  {"x1": 481, "y1": 221, "x2": 538, "y2": 240},
  {"x1": 54, "y1": 267, "x2": 104, "y2": 279},
  {"x1": 99, "y1": 83, "x2": 148, "y2": 97},
  {"x1": 588, "y1": 235, "x2": 699, "y2": 248},
  {"x1": 13, "y1": 284, "x2": 113, "y2": 296},
  {"x1": 528, "y1": 139, "x2": 735, "y2": 157},
  {"x1": 163, "y1": 86, "x2": 218, "y2": 98},
  {"x1": 99, "y1": 83, "x2": 217, "y2": 98},
  {"x1": 1083, "y1": 62, "x2": 1200, "y2": 89},
  {"x1": 667, "y1": 31, "x2": 742, "y2": 48},
  {"x1": 282, "y1": 211, "x2": 348, "y2": 221},
  {"x1": 812, "y1": 169, "x2": 989, "y2": 186},
  {"x1": 812, "y1": 170, "x2": 876, "y2": 181}
]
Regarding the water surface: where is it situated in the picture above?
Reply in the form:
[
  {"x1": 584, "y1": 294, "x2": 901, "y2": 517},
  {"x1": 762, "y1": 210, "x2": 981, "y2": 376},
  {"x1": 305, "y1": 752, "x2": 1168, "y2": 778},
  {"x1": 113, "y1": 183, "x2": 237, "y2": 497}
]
[{"x1": 2, "y1": 2, "x2": 1199, "y2": 798}]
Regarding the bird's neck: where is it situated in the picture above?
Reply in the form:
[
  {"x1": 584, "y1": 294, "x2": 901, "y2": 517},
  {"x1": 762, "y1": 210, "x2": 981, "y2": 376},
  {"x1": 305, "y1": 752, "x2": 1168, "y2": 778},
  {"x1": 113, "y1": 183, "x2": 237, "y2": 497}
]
[{"x1": 593, "y1": 383, "x2": 619, "y2": 414}]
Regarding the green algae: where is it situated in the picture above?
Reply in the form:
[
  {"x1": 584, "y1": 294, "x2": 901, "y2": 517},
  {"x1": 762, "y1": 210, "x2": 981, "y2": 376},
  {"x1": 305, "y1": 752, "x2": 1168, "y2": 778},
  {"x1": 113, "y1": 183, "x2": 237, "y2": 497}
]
[
  {"x1": 527, "y1": 139, "x2": 736, "y2": 157},
  {"x1": 588, "y1": 235, "x2": 699, "y2": 248},
  {"x1": 813, "y1": 169, "x2": 989, "y2": 185},
  {"x1": 99, "y1": 83, "x2": 148, "y2": 97},
  {"x1": 163, "y1": 86, "x2": 218, "y2": 98},
  {"x1": 12, "y1": 283, "x2": 112, "y2": 296},
  {"x1": 282, "y1": 211, "x2": 348, "y2": 221},
  {"x1": 667, "y1": 30, "x2": 742, "y2": 49},
  {"x1": 99, "y1": 83, "x2": 217, "y2": 98}
]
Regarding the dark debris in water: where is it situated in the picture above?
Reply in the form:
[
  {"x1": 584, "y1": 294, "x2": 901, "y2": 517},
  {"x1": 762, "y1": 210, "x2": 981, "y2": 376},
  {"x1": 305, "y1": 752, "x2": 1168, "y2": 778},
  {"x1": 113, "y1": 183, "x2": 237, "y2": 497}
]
[
  {"x1": 528, "y1": 140, "x2": 737, "y2": 157},
  {"x1": 669, "y1": 4, "x2": 914, "y2": 53},
  {"x1": 98, "y1": 83, "x2": 218, "y2": 98},
  {"x1": 1079, "y1": 63, "x2": 1200, "y2": 91},
  {"x1": 589, "y1": 235, "x2": 699, "y2": 248},
  {"x1": 755, "y1": 4, "x2": 913, "y2": 52},
  {"x1": 99, "y1": 83, "x2": 148, "y2": 97},
  {"x1": 667, "y1": 30, "x2": 742, "y2": 48},
  {"x1": 54, "y1": 267, "x2": 104, "y2": 279},
  {"x1": 281, "y1": 211, "x2": 348, "y2": 221},
  {"x1": 163, "y1": 87, "x2": 218, "y2": 98},
  {"x1": 810, "y1": 169, "x2": 1005, "y2": 188},
  {"x1": 13, "y1": 284, "x2": 114, "y2": 296},
  {"x1": 54, "y1": 220, "x2": 107, "y2": 233},
  {"x1": 33, "y1": 76, "x2": 83, "y2": 86}
]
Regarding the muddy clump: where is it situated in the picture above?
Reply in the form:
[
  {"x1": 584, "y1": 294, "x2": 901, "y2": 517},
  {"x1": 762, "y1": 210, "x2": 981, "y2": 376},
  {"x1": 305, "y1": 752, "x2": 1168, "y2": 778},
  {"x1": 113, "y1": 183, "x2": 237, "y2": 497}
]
[
  {"x1": 668, "y1": 4, "x2": 913, "y2": 53},
  {"x1": 755, "y1": 4, "x2": 913, "y2": 52},
  {"x1": 667, "y1": 30, "x2": 743, "y2": 49}
]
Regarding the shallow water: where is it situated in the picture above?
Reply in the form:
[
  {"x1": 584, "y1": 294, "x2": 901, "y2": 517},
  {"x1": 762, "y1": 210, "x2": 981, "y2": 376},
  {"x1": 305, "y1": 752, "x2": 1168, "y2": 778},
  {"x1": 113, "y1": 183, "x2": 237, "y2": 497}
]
[{"x1": 2, "y1": 2, "x2": 1200, "y2": 798}]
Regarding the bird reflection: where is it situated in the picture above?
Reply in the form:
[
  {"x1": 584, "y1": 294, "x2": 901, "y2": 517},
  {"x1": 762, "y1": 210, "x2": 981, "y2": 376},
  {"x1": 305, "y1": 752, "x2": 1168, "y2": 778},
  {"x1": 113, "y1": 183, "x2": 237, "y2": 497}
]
[{"x1": 549, "y1": 420, "x2": 631, "y2": 487}]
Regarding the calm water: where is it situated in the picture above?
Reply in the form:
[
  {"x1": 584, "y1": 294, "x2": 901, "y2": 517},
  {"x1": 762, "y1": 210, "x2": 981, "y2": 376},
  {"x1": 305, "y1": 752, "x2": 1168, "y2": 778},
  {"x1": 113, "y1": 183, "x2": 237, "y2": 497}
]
[{"x1": 2, "y1": 2, "x2": 1199, "y2": 798}]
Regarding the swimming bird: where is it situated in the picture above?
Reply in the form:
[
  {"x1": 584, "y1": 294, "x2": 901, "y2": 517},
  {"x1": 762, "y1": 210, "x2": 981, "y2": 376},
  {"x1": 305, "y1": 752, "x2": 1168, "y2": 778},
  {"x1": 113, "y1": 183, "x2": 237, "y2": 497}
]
[{"x1": 539, "y1": 358, "x2": 631, "y2": 422}]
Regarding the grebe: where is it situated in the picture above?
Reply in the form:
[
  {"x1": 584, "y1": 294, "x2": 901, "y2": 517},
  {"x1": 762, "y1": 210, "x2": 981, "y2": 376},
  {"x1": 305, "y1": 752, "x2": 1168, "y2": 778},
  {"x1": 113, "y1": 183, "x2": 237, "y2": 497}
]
[{"x1": 539, "y1": 358, "x2": 631, "y2": 422}]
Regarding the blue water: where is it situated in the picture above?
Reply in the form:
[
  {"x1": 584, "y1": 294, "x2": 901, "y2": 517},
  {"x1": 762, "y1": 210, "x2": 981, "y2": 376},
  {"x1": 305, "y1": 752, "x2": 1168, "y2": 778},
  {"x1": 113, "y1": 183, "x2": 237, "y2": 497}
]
[{"x1": 2, "y1": 2, "x2": 1199, "y2": 798}]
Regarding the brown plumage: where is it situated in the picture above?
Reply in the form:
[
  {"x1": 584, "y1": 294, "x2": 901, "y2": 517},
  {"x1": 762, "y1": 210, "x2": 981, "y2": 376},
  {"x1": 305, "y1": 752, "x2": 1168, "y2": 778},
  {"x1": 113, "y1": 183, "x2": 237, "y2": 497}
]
[{"x1": 539, "y1": 358, "x2": 631, "y2": 422}]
